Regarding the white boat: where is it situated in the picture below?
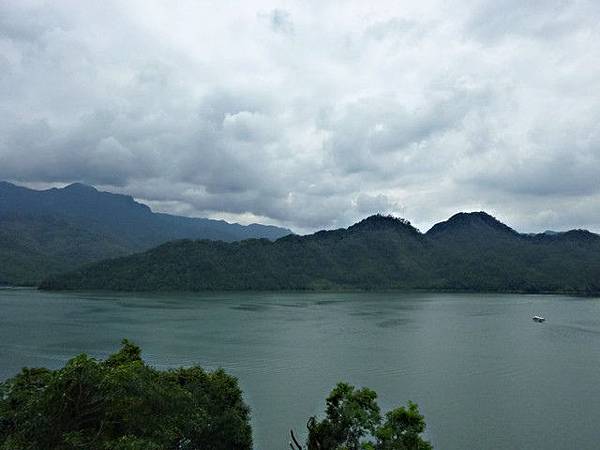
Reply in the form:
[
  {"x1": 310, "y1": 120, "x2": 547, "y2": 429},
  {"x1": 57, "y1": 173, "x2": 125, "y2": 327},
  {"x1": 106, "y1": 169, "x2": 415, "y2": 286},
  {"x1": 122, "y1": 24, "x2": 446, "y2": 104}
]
[{"x1": 532, "y1": 316, "x2": 545, "y2": 322}]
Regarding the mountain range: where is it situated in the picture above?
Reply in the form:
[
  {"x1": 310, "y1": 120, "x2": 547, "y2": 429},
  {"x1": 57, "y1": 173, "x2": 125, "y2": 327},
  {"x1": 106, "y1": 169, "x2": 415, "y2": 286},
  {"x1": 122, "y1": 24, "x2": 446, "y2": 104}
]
[
  {"x1": 0, "y1": 181, "x2": 291, "y2": 285},
  {"x1": 40, "y1": 213, "x2": 600, "y2": 294}
]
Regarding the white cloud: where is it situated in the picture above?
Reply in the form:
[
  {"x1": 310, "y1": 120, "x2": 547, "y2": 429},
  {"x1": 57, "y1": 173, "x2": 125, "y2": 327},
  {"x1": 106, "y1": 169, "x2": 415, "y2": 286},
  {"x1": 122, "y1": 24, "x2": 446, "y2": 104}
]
[{"x1": 1, "y1": 0, "x2": 600, "y2": 233}]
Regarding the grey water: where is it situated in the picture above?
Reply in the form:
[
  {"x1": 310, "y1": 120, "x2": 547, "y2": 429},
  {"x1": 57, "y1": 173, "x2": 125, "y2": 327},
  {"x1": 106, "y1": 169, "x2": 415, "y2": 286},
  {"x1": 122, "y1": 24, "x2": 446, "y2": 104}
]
[{"x1": 1, "y1": 289, "x2": 600, "y2": 449}]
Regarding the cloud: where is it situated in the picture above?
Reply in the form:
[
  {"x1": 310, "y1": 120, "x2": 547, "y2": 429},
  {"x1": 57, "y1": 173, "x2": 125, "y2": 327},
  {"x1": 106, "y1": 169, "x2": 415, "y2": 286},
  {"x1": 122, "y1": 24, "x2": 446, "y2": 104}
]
[
  {"x1": 260, "y1": 8, "x2": 294, "y2": 34},
  {"x1": 354, "y1": 193, "x2": 402, "y2": 216},
  {"x1": 466, "y1": 0, "x2": 600, "y2": 42},
  {"x1": 1, "y1": 0, "x2": 600, "y2": 233}
]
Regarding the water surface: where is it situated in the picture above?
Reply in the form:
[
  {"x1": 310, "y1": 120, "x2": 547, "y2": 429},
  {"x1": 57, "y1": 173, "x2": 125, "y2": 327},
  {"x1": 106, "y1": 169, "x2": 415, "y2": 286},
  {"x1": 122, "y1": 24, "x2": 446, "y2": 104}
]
[{"x1": 1, "y1": 289, "x2": 599, "y2": 449}]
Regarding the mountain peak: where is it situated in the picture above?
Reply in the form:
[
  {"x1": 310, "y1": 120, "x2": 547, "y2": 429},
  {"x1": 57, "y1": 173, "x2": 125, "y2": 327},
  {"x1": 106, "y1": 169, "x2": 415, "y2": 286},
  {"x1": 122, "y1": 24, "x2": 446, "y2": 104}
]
[
  {"x1": 63, "y1": 182, "x2": 98, "y2": 193},
  {"x1": 348, "y1": 214, "x2": 420, "y2": 234},
  {"x1": 427, "y1": 211, "x2": 517, "y2": 237}
]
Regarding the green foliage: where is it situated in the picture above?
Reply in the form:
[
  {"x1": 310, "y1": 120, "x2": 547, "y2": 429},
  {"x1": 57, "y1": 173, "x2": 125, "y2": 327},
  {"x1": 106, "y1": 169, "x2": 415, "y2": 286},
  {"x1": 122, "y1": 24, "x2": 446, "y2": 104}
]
[
  {"x1": 375, "y1": 402, "x2": 432, "y2": 450},
  {"x1": 0, "y1": 181, "x2": 291, "y2": 286},
  {"x1": 306, "y1": 383, "x2": 432, "y2": 450},
  {"x1": 0, "y1": 214, "x2": 132, "y2": 286},
  {"x1": 41, "y1": 213, "x2": 600, "y2": 294},
  {"x1": 0, "y1": 340, "x2": 252, "y2": 450},
  {"x1": 307, "y1": 383, "x2": 381, "y2": 449}
]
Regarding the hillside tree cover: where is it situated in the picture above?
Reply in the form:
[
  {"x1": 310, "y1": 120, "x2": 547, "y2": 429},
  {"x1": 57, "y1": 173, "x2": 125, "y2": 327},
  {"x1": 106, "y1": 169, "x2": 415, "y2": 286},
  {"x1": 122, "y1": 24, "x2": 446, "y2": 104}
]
[
  {"x1": 41, "y1": 213, "x2": 600, "y2": 294},
  {"x1": 0, "y1": 181, "x2": 291, "y2": 286}
]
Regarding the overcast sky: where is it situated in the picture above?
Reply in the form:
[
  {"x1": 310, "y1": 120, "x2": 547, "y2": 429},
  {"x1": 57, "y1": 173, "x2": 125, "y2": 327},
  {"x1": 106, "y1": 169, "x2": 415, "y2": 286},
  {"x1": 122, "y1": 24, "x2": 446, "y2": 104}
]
[{"x1": 1, "y1": 0, "x2": 600, "y2": 233}]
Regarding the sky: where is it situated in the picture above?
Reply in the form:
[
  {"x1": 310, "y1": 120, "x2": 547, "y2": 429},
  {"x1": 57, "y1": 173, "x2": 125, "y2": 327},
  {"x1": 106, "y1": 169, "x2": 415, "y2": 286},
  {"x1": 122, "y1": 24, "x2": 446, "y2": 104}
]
[{"x1": 1, "y1": 0, "x2": 600, "y2": 234}]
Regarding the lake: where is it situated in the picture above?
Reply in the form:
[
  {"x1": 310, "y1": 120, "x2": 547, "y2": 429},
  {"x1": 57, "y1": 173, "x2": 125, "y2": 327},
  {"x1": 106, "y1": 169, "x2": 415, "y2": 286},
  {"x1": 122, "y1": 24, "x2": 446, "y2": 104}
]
[{"x1": 1, "y1": 289, "x2": 599, "y2": 449}]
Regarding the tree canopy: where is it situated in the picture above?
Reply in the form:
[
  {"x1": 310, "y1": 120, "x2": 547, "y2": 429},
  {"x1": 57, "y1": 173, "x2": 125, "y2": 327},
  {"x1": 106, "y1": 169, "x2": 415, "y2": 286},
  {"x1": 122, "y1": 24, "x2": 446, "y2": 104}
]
[
  {"x1": 304, "y1": 382, "x2": 432, "y2": 450},
  {"x1": 1, "y1": 342, "x2": 432, "y2": 449},
  {"x1": 0, "y1": 340, "x2": 252, "y2": 450},
  {"x1": 41, "y1": 212, "x2": 600, "y2": 294}
]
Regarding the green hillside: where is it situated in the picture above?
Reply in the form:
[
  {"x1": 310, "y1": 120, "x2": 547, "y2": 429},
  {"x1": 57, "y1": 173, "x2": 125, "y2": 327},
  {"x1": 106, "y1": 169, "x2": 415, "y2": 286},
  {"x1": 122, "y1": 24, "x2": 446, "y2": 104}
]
[
  {"x1": 0, "y1": 181, "x2": 291, "y2": 285},
  {"x1": 40, "y1": 213, "x2": 600, "y2": 294},
  {"x1": 0, "y1": 215, "x2": 130, "y2": 285}
]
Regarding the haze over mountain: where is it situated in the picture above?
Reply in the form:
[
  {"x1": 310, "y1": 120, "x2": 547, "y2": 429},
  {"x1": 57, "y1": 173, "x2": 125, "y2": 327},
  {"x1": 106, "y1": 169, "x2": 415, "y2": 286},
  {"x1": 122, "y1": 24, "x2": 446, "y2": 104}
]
[
  {"x1": 0, "y1": 181, "x2": 291, "y2": 285},
  {"x1": 41, "y1": 213, "x2": 600, "y2": 294}
]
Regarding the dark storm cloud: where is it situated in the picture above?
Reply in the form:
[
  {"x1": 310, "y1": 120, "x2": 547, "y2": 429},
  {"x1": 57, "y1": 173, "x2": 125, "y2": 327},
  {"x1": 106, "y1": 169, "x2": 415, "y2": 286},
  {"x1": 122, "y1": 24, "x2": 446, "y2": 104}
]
[{"x1": 1, "y1": 0, "x2": 600, "y2": 233}]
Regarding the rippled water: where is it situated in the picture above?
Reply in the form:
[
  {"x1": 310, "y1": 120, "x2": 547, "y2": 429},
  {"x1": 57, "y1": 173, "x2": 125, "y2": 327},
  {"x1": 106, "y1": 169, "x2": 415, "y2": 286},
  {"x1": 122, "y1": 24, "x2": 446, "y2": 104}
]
[{"x1": 1, "y1": 289, "x2": 600, "y2": 449}]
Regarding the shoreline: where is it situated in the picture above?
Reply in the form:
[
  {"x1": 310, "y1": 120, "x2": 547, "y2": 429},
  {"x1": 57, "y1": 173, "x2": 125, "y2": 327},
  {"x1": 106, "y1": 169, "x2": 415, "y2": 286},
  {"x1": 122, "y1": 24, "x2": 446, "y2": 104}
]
[{"x1": 29, "y1": 286, "x2": 600, "y2": 298}]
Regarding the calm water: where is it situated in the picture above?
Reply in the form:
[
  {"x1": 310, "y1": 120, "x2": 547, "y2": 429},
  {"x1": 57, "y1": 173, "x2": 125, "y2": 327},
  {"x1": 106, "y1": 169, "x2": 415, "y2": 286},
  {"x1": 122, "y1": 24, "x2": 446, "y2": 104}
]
[{"x1": 1, "y1": 289, "x2": 600, "y2": 449}]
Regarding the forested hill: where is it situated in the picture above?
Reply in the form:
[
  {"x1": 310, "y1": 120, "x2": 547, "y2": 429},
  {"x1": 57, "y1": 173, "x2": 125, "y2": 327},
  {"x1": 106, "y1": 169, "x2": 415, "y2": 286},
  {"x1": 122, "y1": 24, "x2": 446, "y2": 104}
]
[
  {"x1": 0, "y1": 181, "x2": 291, "y2": 285},
  {"x1": 40, "y1": 213, "x2": 600, "y2": 294}
]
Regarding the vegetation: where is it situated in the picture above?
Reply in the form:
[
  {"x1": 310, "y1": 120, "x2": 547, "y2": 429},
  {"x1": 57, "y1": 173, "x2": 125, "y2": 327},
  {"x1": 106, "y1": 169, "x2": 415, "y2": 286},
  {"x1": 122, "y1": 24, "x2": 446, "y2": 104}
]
[
  {"x1": 0, "y1": 340, "x2": 252, "y2": 450},
  {"x1": 41, "y1": 213, "x2": 600, "y2": 294},
  {"x1": 0, "y1": 214, "x2": 132, "y2": 286},
  {"x1": 0, "y1": 343, "x2": 430, "y2": 450},
  {"x1": 303, "y1": 382, "x2": 431, "y2": 450},
  {"x1": 0, "y1": 181, "x2": 291, "y2": 285}
]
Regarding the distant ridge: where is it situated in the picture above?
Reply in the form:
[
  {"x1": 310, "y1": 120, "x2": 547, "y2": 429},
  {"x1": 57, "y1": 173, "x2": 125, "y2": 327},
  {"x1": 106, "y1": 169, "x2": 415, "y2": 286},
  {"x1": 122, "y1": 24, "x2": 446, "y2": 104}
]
[
  {"x1": 41, "y1": 212, "x2": 600, "y2": 294},
  {"x1": 0, "y1": 181, "x2": 291, "y2": 285}
]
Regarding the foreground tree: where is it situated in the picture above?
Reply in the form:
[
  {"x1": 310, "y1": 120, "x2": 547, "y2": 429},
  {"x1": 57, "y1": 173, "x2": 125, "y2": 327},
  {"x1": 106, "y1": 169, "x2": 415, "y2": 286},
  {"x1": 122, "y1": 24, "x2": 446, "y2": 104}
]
[
  {"x1": 303, "y1": 382, "x2": 432, "y2": 450},
  {"x1": 0, "y1": 340, "x2": 252, "y2": 450}
]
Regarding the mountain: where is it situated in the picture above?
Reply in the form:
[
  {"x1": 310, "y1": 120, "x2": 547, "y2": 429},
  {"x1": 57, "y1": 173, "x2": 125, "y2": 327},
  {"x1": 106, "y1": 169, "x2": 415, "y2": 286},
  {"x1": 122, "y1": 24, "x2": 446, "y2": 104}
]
[
  {"x1": 40, "y1": 212, "x2": 600, "y2": 294},
  {"x1": 424, "y1": 212, "x2": 600, "y2": 292},
  {"x1": 426, "y1": 211, "x2": 518, "y2": 239},
  {"x1": 0, "y1": 181, "x2": 291, "y2": 285}
]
